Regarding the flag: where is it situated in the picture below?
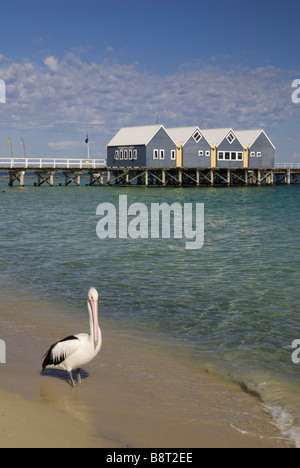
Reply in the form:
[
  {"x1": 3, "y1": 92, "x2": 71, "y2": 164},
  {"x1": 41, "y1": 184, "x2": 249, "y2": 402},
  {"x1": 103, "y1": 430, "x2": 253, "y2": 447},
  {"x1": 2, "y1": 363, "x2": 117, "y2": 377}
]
[
  {"x1": 85, "y1": 134, "x2": 89, "y2": 144},
  {"x1": 8, "y1": 138, "x2": 13, "y2": 156},
  {"x1": 20, "y1": 138, "x2": 26, "y2": 157}
]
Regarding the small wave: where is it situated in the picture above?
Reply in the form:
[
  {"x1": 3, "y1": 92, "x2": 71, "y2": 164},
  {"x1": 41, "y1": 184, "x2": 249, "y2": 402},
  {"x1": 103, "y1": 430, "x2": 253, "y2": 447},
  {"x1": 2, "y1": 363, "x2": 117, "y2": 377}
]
[
  {"x1": 264, "y1": 405, "x2": 300, "y2": 449},
  {"x1": 241, "y1": 377, "x2": 300, "y2": 448}
]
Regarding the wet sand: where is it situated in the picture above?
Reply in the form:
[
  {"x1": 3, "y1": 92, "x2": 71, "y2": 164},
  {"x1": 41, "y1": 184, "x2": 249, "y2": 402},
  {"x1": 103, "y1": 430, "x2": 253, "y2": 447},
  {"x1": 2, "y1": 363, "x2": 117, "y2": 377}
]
[
  {"x1": 0, "y1": 387, "x2": 116, "y2": 448},
  {"x1": 0, "y1": 291, "x2": 291, "y2": 448}
]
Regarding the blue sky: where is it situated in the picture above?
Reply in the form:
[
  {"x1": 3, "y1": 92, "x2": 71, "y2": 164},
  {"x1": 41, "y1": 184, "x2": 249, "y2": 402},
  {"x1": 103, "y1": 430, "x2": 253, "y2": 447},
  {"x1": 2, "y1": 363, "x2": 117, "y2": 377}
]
[{"x1": 0, "y1": 0, "x2": 299, "y2": 161}]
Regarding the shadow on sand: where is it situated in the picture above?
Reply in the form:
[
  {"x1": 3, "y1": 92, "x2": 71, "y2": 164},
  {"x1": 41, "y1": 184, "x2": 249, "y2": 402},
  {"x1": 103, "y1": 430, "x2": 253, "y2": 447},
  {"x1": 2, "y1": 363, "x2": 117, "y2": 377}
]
[{"x1": 40, "y1": 368, "x2": 89, "y2": 386}]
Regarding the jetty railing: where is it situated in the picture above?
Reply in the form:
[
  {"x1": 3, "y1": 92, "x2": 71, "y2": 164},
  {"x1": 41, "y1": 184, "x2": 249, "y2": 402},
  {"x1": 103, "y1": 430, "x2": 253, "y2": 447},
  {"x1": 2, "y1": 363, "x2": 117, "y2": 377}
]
[
  {"x1": 274, "y1": 163, "x2": 300, "y2": 169},
  {"x1": 0, "y1": 157, "x2": 106, "y2": 169}
]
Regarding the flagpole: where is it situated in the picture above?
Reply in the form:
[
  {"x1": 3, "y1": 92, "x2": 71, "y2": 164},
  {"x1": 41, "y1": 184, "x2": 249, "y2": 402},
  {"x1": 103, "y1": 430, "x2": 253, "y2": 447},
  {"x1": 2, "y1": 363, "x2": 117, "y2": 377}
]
[{"x1": 85, "y1": 133, "x2": 90, "y2": 161}]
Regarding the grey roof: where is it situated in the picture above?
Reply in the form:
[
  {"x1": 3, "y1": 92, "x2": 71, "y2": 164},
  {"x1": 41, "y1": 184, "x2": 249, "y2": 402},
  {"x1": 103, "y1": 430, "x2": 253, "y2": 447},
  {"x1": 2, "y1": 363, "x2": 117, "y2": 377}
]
[
  {"x1": 166, "y1": 127, "x2": 200, "y2": 146},
  {"x1": 235, "y1": 129, "x2": 275, "y2": 149},
  {"x1": 107, "y1": 125, "x2": 163, "y2": 147},
  {"x1": 107, "y1": 125, "x2": 275, "y2": 149},
  {"x1": 200, "y1": 128, "x2": 234, "y2": 146}
]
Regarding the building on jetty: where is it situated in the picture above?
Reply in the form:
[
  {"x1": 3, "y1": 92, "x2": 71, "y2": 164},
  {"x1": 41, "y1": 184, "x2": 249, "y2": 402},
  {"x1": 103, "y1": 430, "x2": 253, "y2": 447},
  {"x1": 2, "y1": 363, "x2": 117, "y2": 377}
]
[
  {"x1": 106, "y1": 125, "x2": 275, "y2": 170},
  {"x1": 0, "y1": 126, "x2": 299, "y2": 187}
]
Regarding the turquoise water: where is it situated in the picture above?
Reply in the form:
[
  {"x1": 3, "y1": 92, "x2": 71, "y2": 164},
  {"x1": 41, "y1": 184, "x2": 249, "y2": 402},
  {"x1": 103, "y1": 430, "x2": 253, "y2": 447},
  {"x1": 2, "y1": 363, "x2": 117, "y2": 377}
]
[{"x1": 0, "y1": 182, "x2": 299, "y2": 445}]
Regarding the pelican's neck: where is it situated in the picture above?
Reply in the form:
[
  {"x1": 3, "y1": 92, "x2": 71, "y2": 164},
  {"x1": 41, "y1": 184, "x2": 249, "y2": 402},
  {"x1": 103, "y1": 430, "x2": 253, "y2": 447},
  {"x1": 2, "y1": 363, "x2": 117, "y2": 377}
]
[
  {"x1": 88, "y1": 302, "x2": 93, "y2": 337},
  {"x1": 88, "y1": 299, "x2": 100, "y2": 347}
]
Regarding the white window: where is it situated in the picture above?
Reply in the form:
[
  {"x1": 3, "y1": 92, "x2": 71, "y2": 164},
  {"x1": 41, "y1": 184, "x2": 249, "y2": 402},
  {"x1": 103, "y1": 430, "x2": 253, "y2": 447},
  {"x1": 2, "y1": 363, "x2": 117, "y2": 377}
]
[
  {"x1": 217, "y1": 151, "x2": 243, "y2": 161},
  {"x1": 133, "y1": 150, "x2": 138, "y2": 160},
  {"x1": 129, "y1": 149, "x2": 133, "y2": 160},
  {"x1": 193, "y1": 130, "x2": 202, "y2": 143},
  {"x1": 205, "y1": 150, "x2": 210, "y2": 157},
  {"x1": 124, "y1": 149, "x2": 128, "y2": 160},
  {"x1": 198, "y1": 150, "x2": 204, "y2": 157},
  {"x1": 160, "y1": 150, "x2": 165, "y2": 160},
  {"x1": 120, "y1": 150, "x2": 124, "y2": 160},
  {"x1": 257, "y1": 152, "x2": 261, "y2": 158},
  {"x1": 171, "y1": 150, "x2": 176, "y2": 160},
  {"x1": 153, "y1": 149, "x2": 159, "y2": 160},
  {"x1": 226, "y1": 132, "x2": 235, "y2": 144},
  {"x1": 250, "y1": 151, "x2": 255, "y2": 158},
  {"x1": 114, "y1": 150, "x2": 119, "y2": 160}
]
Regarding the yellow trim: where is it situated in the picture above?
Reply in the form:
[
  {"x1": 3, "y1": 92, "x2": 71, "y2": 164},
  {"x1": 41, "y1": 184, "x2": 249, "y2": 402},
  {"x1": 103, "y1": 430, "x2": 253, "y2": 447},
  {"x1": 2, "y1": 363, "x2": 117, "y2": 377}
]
[
  {"x1": 211, "y1": 146, "x2": 217, "y2": 168},
  {"x1": 176, "y1": 144, "x2": 182, "y2": 168},
  {"x1": 243, "y1": 146, "x2": 249, "y2": 169}
]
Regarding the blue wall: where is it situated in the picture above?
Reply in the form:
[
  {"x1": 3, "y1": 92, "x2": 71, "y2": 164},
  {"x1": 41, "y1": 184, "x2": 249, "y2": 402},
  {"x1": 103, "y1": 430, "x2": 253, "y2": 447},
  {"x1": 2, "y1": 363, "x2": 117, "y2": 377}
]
[
  {"x1": 249, "y1": 132, "x2": 274, "y2": 168},
  {"x1": 146, "y1": 127, "x2": 176, "y2": 168},
  {"x1": 107, "y1": 145, "x2": 146, "y2": 168},
  {"x1": 182, "y1": 135, "x2": 211, "y2": 168},
  {"x1": 217, "y1": 136, "x2": 244, "y2": 168}
]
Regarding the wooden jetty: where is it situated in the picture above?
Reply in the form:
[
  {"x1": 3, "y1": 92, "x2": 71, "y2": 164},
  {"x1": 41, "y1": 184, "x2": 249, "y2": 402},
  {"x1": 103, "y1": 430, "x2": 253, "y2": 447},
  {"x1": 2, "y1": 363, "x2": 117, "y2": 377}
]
[
  {"x1": 0, "y1": 158, "x2": 299, "y2": 187},
  {"x1": 0, "y1": 158, "x2": 106, "y2": 187}
]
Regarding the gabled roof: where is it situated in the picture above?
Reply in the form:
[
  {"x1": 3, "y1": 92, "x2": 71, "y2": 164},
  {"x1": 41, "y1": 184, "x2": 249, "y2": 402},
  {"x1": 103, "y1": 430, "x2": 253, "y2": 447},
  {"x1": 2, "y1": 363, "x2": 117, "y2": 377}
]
[
  {"x1": 107, "y1": 125, "x2": 164, "y2": 147},
  {"x1": 166, "y1": 127, "x2": 201, "y2": 146},
  {"x1": 235, "y1": 129, "x2": 275, "y2": 149},
  {"x1": 200, "y1": 128, "x2": 233, "y2": 146}
]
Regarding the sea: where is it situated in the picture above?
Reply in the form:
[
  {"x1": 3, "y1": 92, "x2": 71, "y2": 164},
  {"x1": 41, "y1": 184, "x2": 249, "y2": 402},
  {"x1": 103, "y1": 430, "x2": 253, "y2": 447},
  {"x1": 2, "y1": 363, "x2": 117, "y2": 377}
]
[{"x1": 0, "y1": 176, "x2": 299, "y2": 446}]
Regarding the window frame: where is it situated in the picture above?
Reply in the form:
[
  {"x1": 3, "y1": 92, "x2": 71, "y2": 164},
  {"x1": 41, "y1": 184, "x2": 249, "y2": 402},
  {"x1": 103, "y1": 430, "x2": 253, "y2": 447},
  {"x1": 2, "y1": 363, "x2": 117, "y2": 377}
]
[
  {"x1": 193, "y1": 130, "x2": 202, "y2": 143},
  {"x1": 226, "y1": 132, "x2": 236, "y2": 144},
  {"x1": 218, "y1": 151, "x2": 244, "y2": 161}
]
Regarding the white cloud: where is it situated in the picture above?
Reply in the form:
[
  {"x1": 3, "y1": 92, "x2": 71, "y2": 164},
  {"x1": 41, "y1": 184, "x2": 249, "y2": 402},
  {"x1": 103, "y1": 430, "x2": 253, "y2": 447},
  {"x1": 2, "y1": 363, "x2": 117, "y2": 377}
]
[
  {"x1": 44, "y1": 56, "x2": 60, "y2": 73},
  {"x1": 48, "y1": 141, "x2": 81, "y2": 150},
  {"x1": 0, "y1": 52, "x2": 298, "y2": 160}
]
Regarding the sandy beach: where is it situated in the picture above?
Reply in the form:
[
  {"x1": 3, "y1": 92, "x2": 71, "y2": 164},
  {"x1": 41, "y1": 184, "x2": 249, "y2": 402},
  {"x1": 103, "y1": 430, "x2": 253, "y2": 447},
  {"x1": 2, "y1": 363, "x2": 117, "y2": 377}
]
[
  {"x1": 0, "y1": 289, "x2": 291, "y2": 448},
  {"x1": 0, "y1": 387, "x2": 116, "y2": 448}
]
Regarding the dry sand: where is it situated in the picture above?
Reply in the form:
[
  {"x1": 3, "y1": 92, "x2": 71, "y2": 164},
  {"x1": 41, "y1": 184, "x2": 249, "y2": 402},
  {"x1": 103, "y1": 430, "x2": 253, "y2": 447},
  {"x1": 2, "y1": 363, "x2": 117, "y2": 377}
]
[{"x1": 0, "y1": 387, "x2": 115, "y2": 448}]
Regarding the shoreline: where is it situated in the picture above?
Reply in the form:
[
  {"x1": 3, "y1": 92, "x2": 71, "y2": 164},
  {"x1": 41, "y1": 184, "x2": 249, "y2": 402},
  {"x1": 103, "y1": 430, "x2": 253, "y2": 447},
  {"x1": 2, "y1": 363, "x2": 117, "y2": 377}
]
[{"x1": 0, "y1": 290, "x2": 291, "y2": 448}]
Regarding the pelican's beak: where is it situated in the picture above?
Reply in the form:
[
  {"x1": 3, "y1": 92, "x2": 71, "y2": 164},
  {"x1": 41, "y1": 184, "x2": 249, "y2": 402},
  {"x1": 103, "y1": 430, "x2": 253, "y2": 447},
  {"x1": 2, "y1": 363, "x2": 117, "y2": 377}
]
[{"x1": 90, "y1": 299, "x2": 100, "y2": 347}]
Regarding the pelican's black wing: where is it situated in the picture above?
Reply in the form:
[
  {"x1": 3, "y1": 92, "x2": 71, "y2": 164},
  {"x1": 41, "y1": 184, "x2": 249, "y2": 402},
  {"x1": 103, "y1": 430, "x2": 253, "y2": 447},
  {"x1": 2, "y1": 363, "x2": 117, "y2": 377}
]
[{"x1": 42, "y1": 335, "x2": 79, "y2": 370}]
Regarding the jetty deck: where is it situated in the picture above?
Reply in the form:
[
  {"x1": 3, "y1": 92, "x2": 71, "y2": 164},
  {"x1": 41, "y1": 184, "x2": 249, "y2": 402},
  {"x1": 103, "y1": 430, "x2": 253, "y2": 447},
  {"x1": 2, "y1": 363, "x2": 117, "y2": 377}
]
[{"x1": 0, "y1": 158, "x2": 299, "y2": 187}]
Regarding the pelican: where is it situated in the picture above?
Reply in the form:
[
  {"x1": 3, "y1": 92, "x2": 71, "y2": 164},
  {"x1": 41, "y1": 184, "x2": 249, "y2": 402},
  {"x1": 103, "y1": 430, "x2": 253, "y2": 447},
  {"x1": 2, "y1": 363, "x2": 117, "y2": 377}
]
[{"x1": 42, "y1": 287, "x2": 102, "y2": 387}]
